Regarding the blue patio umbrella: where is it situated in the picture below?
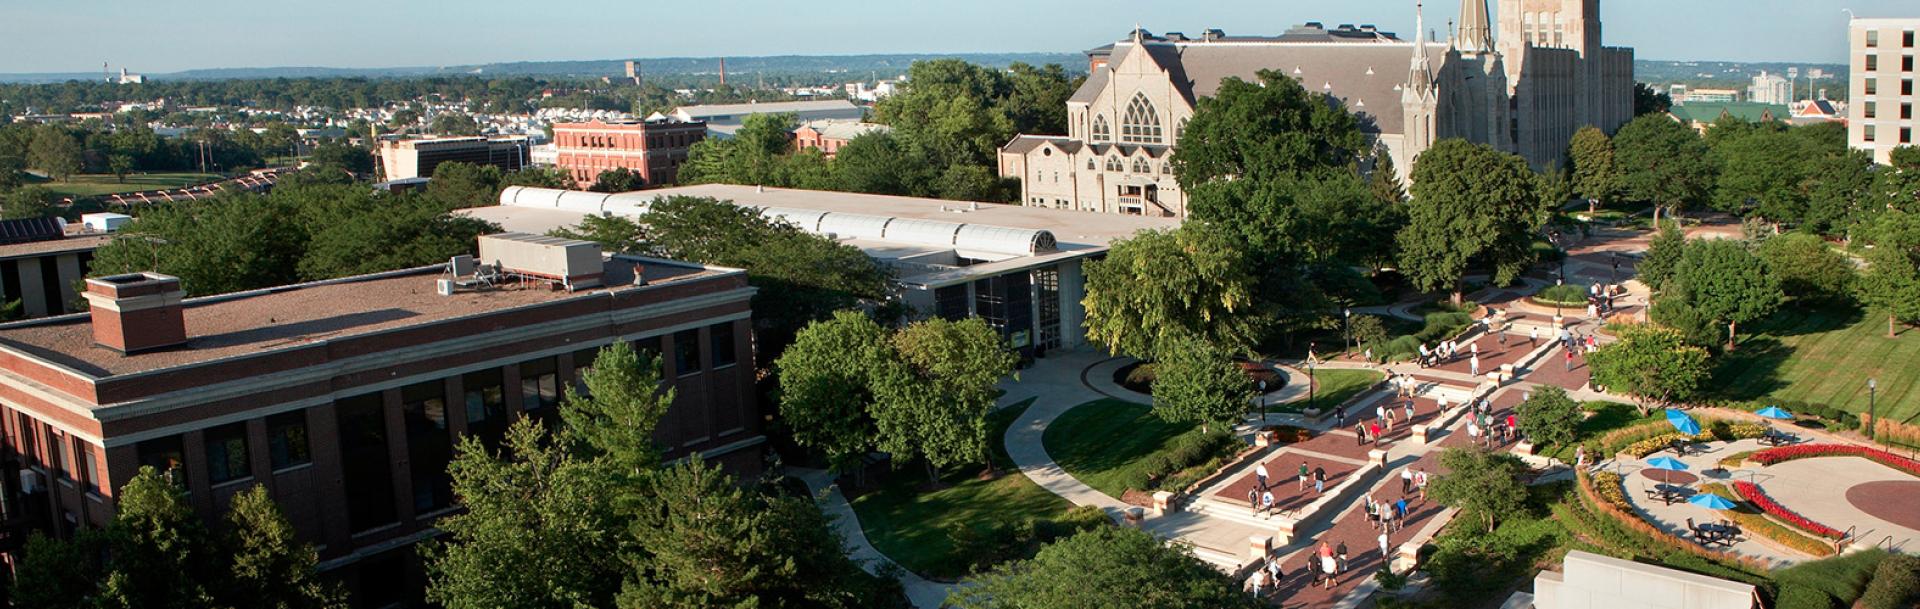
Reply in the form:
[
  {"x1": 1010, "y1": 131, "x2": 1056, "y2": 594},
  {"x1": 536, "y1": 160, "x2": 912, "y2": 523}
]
[
  {"x1": 1666, "y1": 409, "x2": 1702, "y2": 436},
  {"x1": 1646, "y1": 456, "x2": 1690, "y2": 471},
  {"x1": 1756, "y1": 406, "x2": 1794, "y2": 420},
  {"x1": 1688, "y1": 494, "x2": 1738, "y2": 510}
]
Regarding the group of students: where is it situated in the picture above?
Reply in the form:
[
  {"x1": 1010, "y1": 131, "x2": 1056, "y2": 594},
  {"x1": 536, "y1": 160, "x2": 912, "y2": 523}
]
[
  {"x1": 1247, "y1": 461, "x2": 1329, "y2": 518},
  {"x1": 1461, "y1": 395, "x2": 1518, "y2": 447},
  {"x1": 1246, "y1": 535, "x2": 1399, "y2": 598},
  {"x1": 1414, "y1": 336, "x2": 1480, "y2": 370}
]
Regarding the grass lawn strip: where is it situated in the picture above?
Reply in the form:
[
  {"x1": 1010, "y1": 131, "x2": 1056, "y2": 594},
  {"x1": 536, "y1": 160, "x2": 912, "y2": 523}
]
[
  {"x1": 1293, "y1": 368, "x2": 1383, "y2": 414},
  {"x1": 1714, "y1": 303, "x2": 1918, "y2": 422},
  {"x1": 1042, "y1": 398, "x2": 1197, "y2": 499},
  {"x1": 846, "y1": 398, "x2": 1073, "y2": 580},
  {"x1": 35, "y1": 173, "x2": 224, "y2": 197}
]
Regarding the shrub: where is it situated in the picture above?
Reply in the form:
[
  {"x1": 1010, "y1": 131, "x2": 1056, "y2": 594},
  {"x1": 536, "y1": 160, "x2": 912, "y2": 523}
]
[
  {"x1": 1859, "y1": 554, "x2": 1920, "y2": 609},
  {"x1": 1536, "y1": 283, "x2": 1589, "y2": 305},
  {"x1": 1717, "y1": 450, "x2": 1755, "y2": 469},
  {"x1": 1623, "y1": 432, "x2": 1709, "y2": 458},
  {"x1": 1123, "y1": 363, "x2": 1157, "y2": 388},
  {"x1": 1590, "y1": 471, "x2": 1631, "y2": 510},
  {"x1": 1774, "y1": 548, "x2": 1887, "y2": 609},
  {"x1": 1374, "y1": 567, "x2": 1408, "y2": 591},
  {"x1": 1039, "y1": 505, "x2": 1112, "y2": 539},
  {"x1": 1775, "y1": 584, "x2": 1840, "y2": 609},
  {"x1": 1750, "y1": 444, "x2": 1920, "y2": 478}
]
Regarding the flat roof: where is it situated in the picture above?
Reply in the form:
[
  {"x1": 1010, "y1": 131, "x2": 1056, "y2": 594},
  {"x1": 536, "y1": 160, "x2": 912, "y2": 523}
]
[
  {"x1": 0, "y1": 256, "x2": 732, "y2": 378},
  {"x1": 616, "y1": 184, "x2": 1178, "y2": 247},
  {"x1": 0, "y1": 233, "x2": 111, "y2": 261}
]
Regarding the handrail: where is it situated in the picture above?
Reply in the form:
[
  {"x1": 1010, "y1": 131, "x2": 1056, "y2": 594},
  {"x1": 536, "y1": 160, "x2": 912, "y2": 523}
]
[{"x1": 1881, "y1": 535, "x2": 1896, "y2": 550}]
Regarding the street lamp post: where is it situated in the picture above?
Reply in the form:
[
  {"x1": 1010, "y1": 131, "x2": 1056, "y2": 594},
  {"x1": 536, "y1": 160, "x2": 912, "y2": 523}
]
[
  {"x1": 1869, "y1": 378, "x2": 1879, "y2": 441},
  {"x1": 1258, "y1": 379, "x2": 1269, "y2": 424},
  {"x1": 1547, "y1": 232, "x2": 1565, "y2": 316},
  {"x1": 1344, "y1": 308, "x2": 1353, "y2": 352},
  {"x1": 1307, "y1": 360, "x2": 1317, "y2": 413}
]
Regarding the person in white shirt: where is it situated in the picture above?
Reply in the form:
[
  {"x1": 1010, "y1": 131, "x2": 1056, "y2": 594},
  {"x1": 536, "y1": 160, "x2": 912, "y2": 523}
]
[
  {"x1": 1255, "y1": 462, "x2": 1270, "y2": 490},
  {"x1": 1249, "y1": 569, "x2": 1267, "y2": 597},
  {"x1": 1260, "y1": 490, "x2": 1276, "y2": 517}
]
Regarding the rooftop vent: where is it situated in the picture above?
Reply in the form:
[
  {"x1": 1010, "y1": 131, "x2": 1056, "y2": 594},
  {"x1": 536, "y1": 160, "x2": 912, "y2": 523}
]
[
  {"x1": 475, "y1": 233, "x2": 605, "y2": 291},
  {"x1": 84, "y1": 272, "x2": 187, "y2": 353}
]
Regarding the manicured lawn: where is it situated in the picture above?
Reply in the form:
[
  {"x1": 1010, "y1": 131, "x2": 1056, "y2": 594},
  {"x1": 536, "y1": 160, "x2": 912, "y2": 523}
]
[
  {"x1": 1712, "y1": 303, "x2": 1920, "y2": 423},
  {"x1": 847, "y1": 398, "x2": 1074, "y2": 580},
  {"x1": 1042, "y1": 398, "x2": 1195, "y2": 499},
  {"x1": 1294, "y1": 368, "x2": 1383, "y2": 413},
  {"x1": 32, "y1": 173, "x2": 223, "y2": 197}
]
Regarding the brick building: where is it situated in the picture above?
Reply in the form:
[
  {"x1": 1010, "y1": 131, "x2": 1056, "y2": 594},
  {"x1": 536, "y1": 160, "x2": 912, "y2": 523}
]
[
  {"x1": 551, "y1": 119, "x2": 707, "y2": 189},
  {"x1": 790, "y1": 120, "x2": 891, "y2": 157},
  {"x1": 0, "y1": 235, "x2": 760, "y2": 604}
]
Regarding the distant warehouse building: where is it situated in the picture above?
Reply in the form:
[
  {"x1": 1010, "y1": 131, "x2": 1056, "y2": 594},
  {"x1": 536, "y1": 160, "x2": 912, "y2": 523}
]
[
  {"x1": 549, "y1": 119, "x2": 707, "y2": 188},
  {"x1": 0, "y1": 236, "x2": 762, "y2": 600},
  {"x1": 654, "y1": 99, "x2": 866, "y2": 139},
  {"x1": 376, "y1": 135, "x2": 531, "y2": 181},
  {"x1": 476, "y1": 185, "x2": 1179, "y2": 359},
  {"x1": 0, "y1": 217, "x2": 115, "y2": 319}
]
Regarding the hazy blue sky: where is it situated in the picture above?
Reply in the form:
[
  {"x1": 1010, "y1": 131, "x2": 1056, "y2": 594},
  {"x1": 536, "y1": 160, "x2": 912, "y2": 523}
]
[{"x1": 4, "y1": 0, "x2": 1911, "y2": 73}]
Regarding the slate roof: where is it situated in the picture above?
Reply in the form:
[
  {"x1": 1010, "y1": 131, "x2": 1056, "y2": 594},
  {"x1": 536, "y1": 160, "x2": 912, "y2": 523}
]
[{"x1": 1070, "y1": 40, "x2": 1443, "y2": 135}]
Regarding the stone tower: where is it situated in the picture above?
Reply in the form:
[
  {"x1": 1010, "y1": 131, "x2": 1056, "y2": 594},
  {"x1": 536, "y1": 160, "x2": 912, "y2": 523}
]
[
  {"x1": 1402, "y1": 2, "x2": 1441, "y2": 175},
  {"x1": 1451, "y1": 0, "x2": 1513, "y2": 152}
]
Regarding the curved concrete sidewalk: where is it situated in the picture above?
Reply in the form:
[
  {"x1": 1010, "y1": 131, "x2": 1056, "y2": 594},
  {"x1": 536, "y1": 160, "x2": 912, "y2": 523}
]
[
  {"x1": 998, "y1": 349, "x2": 1132, "y2": 513},
  {"x1": 793, "y1": 467, "x2": 955, "y2": 609}
]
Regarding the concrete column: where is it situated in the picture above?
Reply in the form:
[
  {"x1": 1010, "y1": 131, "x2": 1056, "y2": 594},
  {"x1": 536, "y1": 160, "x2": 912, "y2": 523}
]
[
  {"x1": 1368, "y1": 449, "x2": 1388, "y2": 469},
  {"x1": 1411, "y1": 425, "x2": 1431, "y2": 445},
  {"x1": 381, "y1": 389, "x2": 414, "y2": 525},
  {"x1": 1274, "y1": 518, "x2": 1297, "y2": 545},
  {"x1": 1248, "y1": 535, "x2": 1272, "y2": 561},
  {"x1": 1152, "y1": 490, "x2": 1176, "y2": 515},
  {"x1": 16, "y1": 258, "x2": 45, "y2": 318}
]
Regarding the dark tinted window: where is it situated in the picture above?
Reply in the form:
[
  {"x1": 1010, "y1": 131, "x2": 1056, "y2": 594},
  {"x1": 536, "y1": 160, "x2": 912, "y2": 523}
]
[
  {"x1": 267, "y1": 411, "x2": 310, "y2": 469},
  {"x1": 204, "y1": 423, "x2": 250, "y2": 484},
  {"x1": 673, "y1": 329, "x2": 700, "y2": 376},
  {"x1": 402, "y1": 381, "x2": 453, "y2": 513},
  {"x1": 710, "y1": 322, "x2": 737, "y2": 368},
  {"x1": 463, "y1": 369, "x2": 508, "y2": 450},
  {"x1": 336, "y1": 393, "x2": 396, "y2": 532},
  {"x1": 136, "y1": 435, "x2": 187, "y2": 488}
]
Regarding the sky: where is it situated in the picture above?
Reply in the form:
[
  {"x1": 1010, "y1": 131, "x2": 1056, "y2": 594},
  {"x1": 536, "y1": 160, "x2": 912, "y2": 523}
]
[{"x1": 3, "y1": 0, "x2": 1912, "y2": 74}]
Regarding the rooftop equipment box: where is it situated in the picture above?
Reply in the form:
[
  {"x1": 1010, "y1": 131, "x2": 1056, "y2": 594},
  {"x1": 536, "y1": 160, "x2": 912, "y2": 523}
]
[{"x1": 476, "y1": 232, "x2": 604, "y2": 290}]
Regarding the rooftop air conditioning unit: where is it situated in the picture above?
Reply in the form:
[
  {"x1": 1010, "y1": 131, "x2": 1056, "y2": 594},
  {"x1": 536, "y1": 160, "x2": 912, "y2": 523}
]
[{"x1": 476, "y1": 233, "x2": 605, "y2": 291}]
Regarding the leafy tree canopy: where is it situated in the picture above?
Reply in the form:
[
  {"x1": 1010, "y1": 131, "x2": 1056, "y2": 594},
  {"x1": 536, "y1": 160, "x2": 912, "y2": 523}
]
[
  {"x1": 1397, "y1": 138, "x2": 1549, "y2": 298},
  {"x1": 949, "y1": 526, "x2": 1257, "y2": 609},
  {"x1": 1081, "y1": 223, "x2": 1269, "y2": 359},
  {"x1": 1150, "y1": 332, "x2": 1254, "y2": 432},
  {"x1": 1614, "y1": 114, "x2": 1715, "y2": 219},
  {"x1": 1586, "y1": 323, "x2": 1712, "y2": 413},
  {"x1": 1426, "y1": 447, "x2": 1529, "y2": 532}
]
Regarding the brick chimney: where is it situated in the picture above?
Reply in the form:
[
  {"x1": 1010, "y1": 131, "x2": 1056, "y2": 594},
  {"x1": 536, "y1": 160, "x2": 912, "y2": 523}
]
[{"x1": 83, "y1": 273, "x2": 188, "y2": 353}]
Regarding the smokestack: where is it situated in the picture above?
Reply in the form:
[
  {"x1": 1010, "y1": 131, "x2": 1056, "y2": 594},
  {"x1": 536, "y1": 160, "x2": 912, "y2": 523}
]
[
  {"x1": 719, "y1": 58, "x2": 728, "y2": 87},
  {"x1": 84, "y1": 273, "x2": 188, "y2": 353}
]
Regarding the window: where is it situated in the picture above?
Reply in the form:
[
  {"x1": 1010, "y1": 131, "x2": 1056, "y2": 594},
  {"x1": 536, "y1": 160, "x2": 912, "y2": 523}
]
[
  {"x1": 402, "y1": 381, "x2": 452, "y2": 513},
  {"x1": 1869, "y1": 55, "x2": 1880, "y2": 71},
  {"x1": 336, "y1": 393, "x2": 396, "y2": 532},
  {"x1": 1906, "y1": 103, "x2": 1914, "y2": 120},
  {"x1": 137, "y1": 436, "x2": 186, "y2": 488},
  {"x1": 16, "y1": 414, "x2": 36, "y2": 467},
  {"x1": 1868, "y1": 78, "x2": 1878, "y2": 95},
  {"x1": 1906, "y1": 80, "x2": 1915, "y2": 96},
  {"x1": 1868, "y1": 30, "x2": 1880, "y2": 48},
  {"x1": 463, "y1": 369, "x2": 507, "y2": 450},
  {"x1": 204, "y1": 423, "x2": 250, "y2": 485},
  {"x1": 1085, "y1": 158, "x2": 1095, "y2": 170},
  {"x1": 1105, "y1": 156, "x2": 1121, "y2": 172},
  {"x1": 46, "y1": 430, "x2": 65, "y2": 479},
  {"x1": 520, "y1": 357, "x2": 560, "y2": 428},
  {"x1": 1905, "y1": 127, "x2": 1914, "y2": 144},
  {"x1": 266, "y1": 411, "x2": 310, "y2": 470},
  {"x1": 673, "y1": 329, "x2": 701, "y2": 376},
  {"x1": 1091, "y1": 115, "x2": 1110, "y2": 142},
  {"x1": 1120, "y1": 93, "x2": 1163, "y2": 144},
  {"x1": 1866, "y1": 124, "x2": 1877, "y2": 142},
  {"x1": 1161, "y1": 160, "x2": 1172, "y2": 175},
  {"x1": 1131, "y1": 157, "x2": 1150, "y2": 173},
  {"x1": 1906, "y1": 56, "x2": 1915, "y2": 72},
  {"x1": 1907, "y1": 30, "x2": 1916, "y2": 48},
  {"x1": 74, "y1": 442, "x2": 98, "y2": 495},
  {"x1": 1868, "y1": 101, "x2": 1879, "y2": 118},
  {"x1": 1176, "y1": 118, "x2": 1188, "y2": 140},
  {"x1": 709, "y1": 322, "x2": 737, "y2": 368}
]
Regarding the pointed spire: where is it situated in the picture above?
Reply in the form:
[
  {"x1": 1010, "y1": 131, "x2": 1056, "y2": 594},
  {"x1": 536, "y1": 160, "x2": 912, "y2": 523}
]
[
  {"x1": 1458, "y1": 0, "x2": 1493, "y2": 53},
  {"x1": 1406, "y1": 2, "x2": 1436, "y2": 97},
  {"x1": 1133, "y1": 23, "x2": 1144, "y2": 45}
]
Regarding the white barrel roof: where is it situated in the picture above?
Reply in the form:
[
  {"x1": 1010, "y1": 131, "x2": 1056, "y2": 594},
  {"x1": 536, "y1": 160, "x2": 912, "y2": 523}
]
[
  {"x1": 884, "y1": 218, "x2": 965, "y2": 248},
  {"x1": 816, "y1": 213, "x2": 891, "y2": 240}
]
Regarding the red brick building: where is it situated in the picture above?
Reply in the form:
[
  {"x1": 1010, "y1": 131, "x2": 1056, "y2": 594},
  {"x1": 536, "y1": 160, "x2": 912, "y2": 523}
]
[
  {"x1": 0, "y1": 235, "x2": 760, "y2": 605},
  {"x1": 790, "y1": 120, "x2": 891, "y2": 158},
  {"x1": 551, "y1": 119, "x2": 707, "y2": 189}
]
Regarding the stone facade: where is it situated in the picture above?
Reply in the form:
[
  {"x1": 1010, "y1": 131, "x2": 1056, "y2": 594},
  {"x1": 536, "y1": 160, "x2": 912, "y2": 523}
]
[{"x1": 999, "y1": 0, "x2": 1634, "y2": 218}]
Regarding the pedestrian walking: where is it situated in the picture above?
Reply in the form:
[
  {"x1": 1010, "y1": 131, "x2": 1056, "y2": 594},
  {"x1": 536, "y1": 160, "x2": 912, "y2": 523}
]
[
  {"x1": 1565, "y1": 347, "x2": 1575, "y2": 371},
  {"x1": 1364, "y1": 347, "x2": 1374, "y2": 366},
  {"x1": 1336, "y1": 405, "x2": 1346, "y2": 425},
  {"x1": 1261, "y1": 490, "x2": 1276, "y2": 517},
  {"x1": 1306, "y1": 552, "x2": 1322, "y2": 586},
  {"x1": 1355, "y1": 420, "x2": 1367, "y2": 445},
  {"x1": 1321, "y1": 553, "x2": 1337, "y2": 589},
  {"x1": 1249, "y1": 569, "x2": 1267, "y2": 597},
  {"x1": 1256, "y1": 462, "x2": 1270, "y2": 491},
  {"x1": 1470, "y1": 353, "x2": 1481, "y2": 376},
  {"x1": 1375, "y1": 403, "x2": 1387, "y2": 422},
  {"x1": 1587, "y1": 302, "x2": 1598, "y2": 320},
  {"x1": 1298, "y1": 462, "x2": 1310, "y2": 491},
  {"x1": 1395, "y1": 497, "x2": 1409, "y2": 526},
  {"x1": 1267, "y1": 555, "x2": 1285, "y2": 582},
  {"x1": 1313, "y1": 467, "x2": 1327, "y2": 495},
  {"x1": 1401, "y1": 468, "x2": 1413, "y2": 494},
  {"x1": 1365, "y1": 496, "x2": 1379, "y2": 527},
  {"x1": 1379, "y1": 532, "x2": 1391, "y2": 561},
  {"x1": 1417, "y1": 470, "x2": 1429, "y2": 500},
  {"x1": 1436, "y1": 393, "x2": 1448, "y2": 412},
  {"x1": 1370, "y1": 421, "x2": 1383, "y2": 446},
  {"x1": 1529, "y1": 326, "x2": 1539, "y2": 345},
  {"x1": 1336, "y1": 540, "x2": 1350, "y2": 573},
  {"x1": 1247, "y1": 487, "x2": 1260, "y2": 515},
  {"x1": 1506, "y1": 413, "x2": 1518, "y2": 442},
  {"x1": 1417, "y1": 343, "x2": 1430, "y2": 367},
  {"x1": 1403, "y1": 400, "x2": 1414, "y2": 422},
  {"x1": 1468, "y1": 420, "x2": 1481, "y2": 446},
  {"x1": 1470, "y1": 341, "x2": 1480, "y2": 357}
]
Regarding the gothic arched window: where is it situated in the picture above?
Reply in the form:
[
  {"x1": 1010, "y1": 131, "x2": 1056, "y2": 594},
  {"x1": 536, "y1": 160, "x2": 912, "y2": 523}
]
[
  {"x1": 1131, "y1": 157, "x2": 1150, "y2": 173},
  {"x1": 1105, "y1": 156, "x2": 1122, "y2": 172},
  {"x1": 1121, "y1": 94, "x2": 1162, "y2": 144},
  {"x1": 1091, "y1": 115, "x2": 1111, "y2": 142}
]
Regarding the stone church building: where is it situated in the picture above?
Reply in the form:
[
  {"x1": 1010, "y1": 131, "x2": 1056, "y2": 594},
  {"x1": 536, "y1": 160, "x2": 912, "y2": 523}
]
[{"x1": 997, "y1": 0, "x2": 1635, "y2": 217}]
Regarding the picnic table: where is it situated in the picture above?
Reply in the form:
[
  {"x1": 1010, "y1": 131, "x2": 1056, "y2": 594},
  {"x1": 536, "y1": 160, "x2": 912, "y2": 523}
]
[
  {"x1": 1692, "y1": 521, "x2": 1741, "y2": 547},
  {"x1": 1758, "y1": 430, "x2": 1798, "y2": 447},
  {"x1": 1646, "y1": 483, "x2": 1690, "y2": 506}
]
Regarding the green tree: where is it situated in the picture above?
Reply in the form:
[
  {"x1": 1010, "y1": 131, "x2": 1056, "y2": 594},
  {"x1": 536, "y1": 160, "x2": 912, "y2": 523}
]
[
  {"x1": 426, "y1": 161, "x2": 506, "y2": 209},
  {"x1": 294, "y1": 188, "x2": 498, "y2": 280},
  {"x1": 307, "y1": 143, "x2": 375, "y2": 176},
  {"x1": 548, "y1": 212, "x2": 649, "y2": 253},
  {"x1": 3, "y1": 185, "x2": 60, "y2": 220},
  {"x1": 1426, "y1": 447, "x2": 1529, "y2": 532},
  {"x1": 933, "y1": 163, "x2": 1010, "y2": 202},
  {"x1": 832, "y1": 132, "x2": 921, "y2": 196},
  {"x1": 27, "y1": 124, "x2": 83, "y2": 182},
  {"x1": 1711, "y1": 130, "x2": 1810, "y2": 224},
  {"x1": 1614, "y1": 113, "x2": 1715, "y2": 224},
  {"x1": 1515, "y1": 385, "x2": 1581, "y2": 448},
  {"x1": 1369, "y1": 151, "x2": 1406, "y2": 205},
  {"x1": 620, "y1": 458, "x2": 892, "y2": 609},
  {"x1": 1000, "y1": 62, "x2": 1080, "y2": 136},
  {"x1": 501, "y1": 166, "x2": 576, "y2": 189},
  {"x1": 1757, "y1": 232, "x2": 1854, "y2": 302},
  {"x1": 422, "y1": 420, "x2": 626, "y2": 609},
  {"x1": 1397, "y1": 139, "x2": 1547, "y2": 302},
  {"x1": 96, "y1": 467, "x2": 222, "y2": 609},
  {"x1": 1638, "y1": 221, "x2": 1687, "y2": 292},
  {"x1": 89, "y1": 193, "x2": 307, "y2": 295},
  {"x1": 949, "y1": 526, "x2": 1256, "y2": 609},
  {"x1": 1587, "y1": 323, "x2": 1712, "y2": 415},
  {"x1": 1567, "y1": 126, "x2": 1621, "y2": 210},
  {"x1": 1669, "y1": 238, "x2": 1782, "y2": 349},
  {"x1": 561, "y1": 341, "x2": 674, "y2": 476},
  {"x1": 1150, "y1": 332, "x2": 1253, "y2": 432},
  {"x1": 590, "y1": 167, "x2": 646, "y2": 192},
  {"x1": 1633, "y1": 82, "x2": 1673, "y2": 116},
  {"x1": 108, "y1": 153, "x2": 135, "y2": 183},
  {"x1": 430, "y1": 112, "x2": 483, "y2": 136},
  {"x1": 872, "y1": 59, "x2": 1015, "y2": 172},
  {"x1": 873, "y1": 317, "x2": 1018, "y2": 477},
  {"x1": 12, "y1": 531, "x2": 106, "y2": 609},
  {"x1": 1350, "y1": 314, "x2": 1389, "y2": 349},
  {"x1": 1857, "y1": 211, "x2": 1920, "y2": 337},
  {"x1": 1081, "y1": 223, "x2": 1268, "y2": 359},
  {"x1": 222, "y1": 486, "x2": 349, "y2": 609},
  {"x1": 775, "y1": 310, "x2": 891, "y2": 474}
]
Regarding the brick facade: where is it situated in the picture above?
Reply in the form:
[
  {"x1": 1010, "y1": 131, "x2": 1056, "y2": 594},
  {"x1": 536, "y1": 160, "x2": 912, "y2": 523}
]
[{"x1": 551, "y1": 120, "x2": 707, "y2": 188}]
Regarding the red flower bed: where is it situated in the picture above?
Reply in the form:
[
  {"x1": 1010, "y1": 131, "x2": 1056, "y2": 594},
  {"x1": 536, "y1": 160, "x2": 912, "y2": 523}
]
[
  {"x1": 1750, "y1": 444, "x2": 1920, "y2": 478},
  {"x1": 1734, "y1": 481, "x2": 1844, "y2": 539}
]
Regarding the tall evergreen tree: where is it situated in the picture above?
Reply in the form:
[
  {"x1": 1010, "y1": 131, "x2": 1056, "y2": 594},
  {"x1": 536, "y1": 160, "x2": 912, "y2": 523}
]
[{"x1": 561, "y1": 341, "x2": 675, "y2": 476}]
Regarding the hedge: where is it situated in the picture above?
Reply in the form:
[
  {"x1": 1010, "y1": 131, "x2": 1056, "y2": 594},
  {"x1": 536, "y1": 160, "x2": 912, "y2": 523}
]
[
  {"x1": 1704, "y1": 483, "x2": 1836, "y2": 558},
  {"x1": 1732, "y1": 481, "x2": 1843, "y2": 539},
  {"x1": 1859, "y1": 554, "x2": 1920, "y2": 609}
]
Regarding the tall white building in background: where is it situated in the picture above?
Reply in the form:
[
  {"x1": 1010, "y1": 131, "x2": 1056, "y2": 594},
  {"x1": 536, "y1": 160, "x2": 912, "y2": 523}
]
[
  {"x1": 1849, "y1": 17, "x2": 1920, "y2": 165},
  {"x1": 1748, "y1": 71, "x2": 1791, "y2": 105}
]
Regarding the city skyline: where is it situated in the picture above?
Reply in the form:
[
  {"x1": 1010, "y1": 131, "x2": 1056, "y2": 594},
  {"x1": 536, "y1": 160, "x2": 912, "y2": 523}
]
[{"x1": 4, "y1": 0, "x2": 1909, "y2": 75}]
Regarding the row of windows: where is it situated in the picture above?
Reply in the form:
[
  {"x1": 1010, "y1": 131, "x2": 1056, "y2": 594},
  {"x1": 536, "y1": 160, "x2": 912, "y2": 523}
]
[
  {"x1": 1862, "y1": 78, "x2": 1916, "y2": 96},
  {"x1": 14, "y1": 412, "x2": 102, "y2": 495},
  {"x1": 1088, "y1": 94, "x2": 1187, "y2": 145},
  {"x1": 1863, "y1": 102, "x2": 1915, "y2": 120},
  {"x1": 127, "y1": 321, "x2": 741, "y2": 533},
  {"x1": 1864, "y1": 30, "x2": 1918, "y2": 48},
  {"x1": 1864, "y1": 54, "x2": 1917, "y2": 73},
  {"x1": 1863, "y1": 125, "x2": 1914, "y2": 144},
  {"x1": 564, "y1": 131, "x2": 698, "y2": 151}
]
